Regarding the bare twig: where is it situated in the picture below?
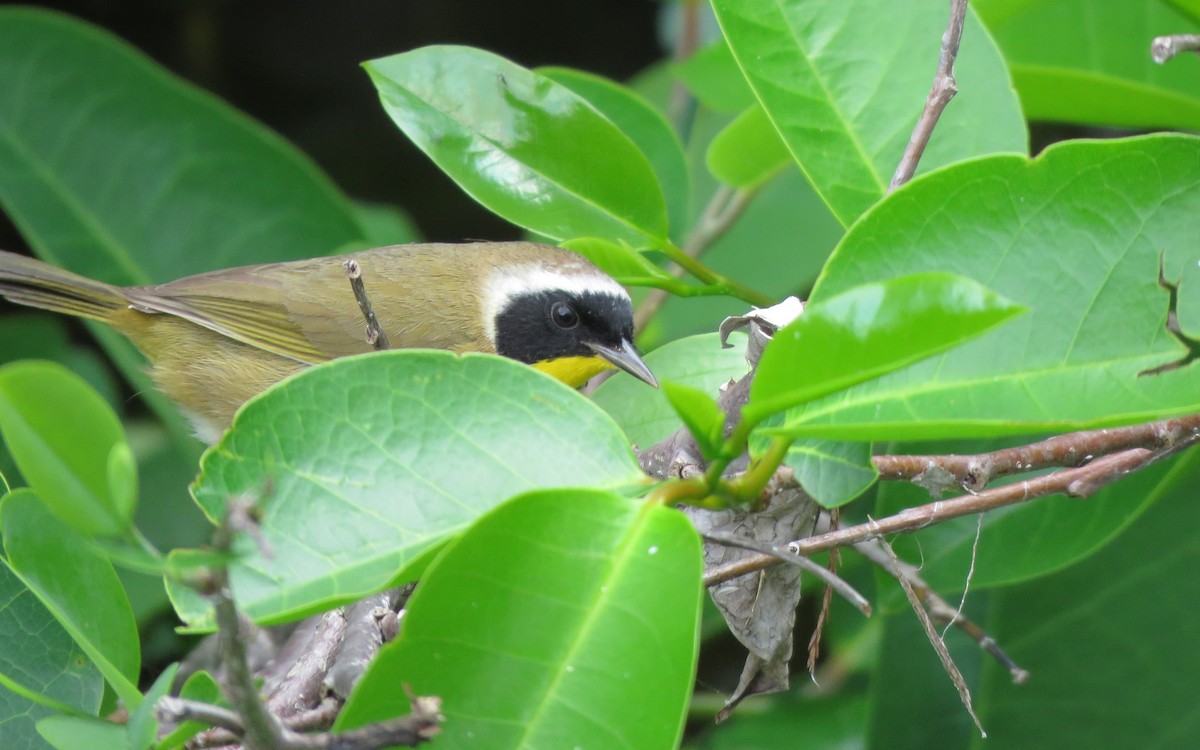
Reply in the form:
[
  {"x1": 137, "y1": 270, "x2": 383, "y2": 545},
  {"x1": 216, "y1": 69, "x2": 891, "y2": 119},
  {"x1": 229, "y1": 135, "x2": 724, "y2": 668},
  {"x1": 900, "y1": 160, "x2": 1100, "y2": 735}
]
[
  {"x1": 876, "y1": 533, "x2": 985, "y2": 736},
  {"x1": 704, "y1": 443, "x2": 1183, "y2": 586},
  {"x1": 854, "y1": 538, "x2": 1028, "y2": 684},
  {"x1": 1151, "y1": 34, "x2": 1200, "y2": 64},
  {"x1": 634, "y1": 186, "x2": 758, "y2": 330},
  {"x1": 806, "y1": 509, "x2": 840, "y2": 677},
  {"x1": 873, "y1": 415, "x2": 1200, "y2": 492},
  {"x1": 701, "y1": 530, "x2": 871, "y2": 616},
  {"x1": 668, "y1": 0, "x2": 702, "y2": 131},
  {"x1": 343, "y1": 259, "x2": 391, "y2": 351},
  {"x1": 889, "y1": 0, "x2": 969, "y2": 191}
]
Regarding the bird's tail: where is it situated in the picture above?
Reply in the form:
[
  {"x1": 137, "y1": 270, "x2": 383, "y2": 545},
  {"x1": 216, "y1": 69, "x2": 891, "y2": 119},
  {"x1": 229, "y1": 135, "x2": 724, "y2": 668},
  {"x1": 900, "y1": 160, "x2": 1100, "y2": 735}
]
[{"x1": 0, "y1": 249, "x2": 128, "y2": 323}]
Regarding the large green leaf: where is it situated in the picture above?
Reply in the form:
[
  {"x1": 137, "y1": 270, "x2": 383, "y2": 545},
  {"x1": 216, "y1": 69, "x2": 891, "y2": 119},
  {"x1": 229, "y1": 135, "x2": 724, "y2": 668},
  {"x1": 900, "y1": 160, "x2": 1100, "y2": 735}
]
[
  {"x1": 184, "y1": 352, "x2": 644, "y2": 625},
  {"x1": 788, "y1": 134, "x2": 1200, "y2": 439},
  {"x1": 0, "y1": 362, "x2": 133, "y2": 536},
  {"x1": 711, "y1": 0, "x2": 1026, "y2": 226},
  {"x1": 0, "y1": 490, "x2": 140, "y2": 710},
  {"x1": 976, "y1": 0, "x2": 1200, "y2": 130},
  {"x1": 0, "y1": 8, "x2": 366, "y2": 439},
  {"x1": 338, "y1": 489, "x2": 702, "y2": 750},
  {"x1": 0, "y1": 560, "x2": 103, "y2": 750},
  {"x1": 365, "y1": 46, "x2": 668, "y2": 247},
  {"x1": 746, "y1": 273, "x2": 1024, "y2": 425}
]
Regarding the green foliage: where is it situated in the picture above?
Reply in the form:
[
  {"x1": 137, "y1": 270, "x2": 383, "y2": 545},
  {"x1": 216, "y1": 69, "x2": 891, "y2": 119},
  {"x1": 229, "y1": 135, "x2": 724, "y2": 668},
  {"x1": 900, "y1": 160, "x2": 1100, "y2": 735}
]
[
  {"x1": 338, "y1": 489, "x2": 702, "y2": 750},
  {"x1": 0, "y1": 2, "x2": 1199, "y2": 750},
  {"x1": 181, "y1": 351, "x2": 644, "y2": 625}
]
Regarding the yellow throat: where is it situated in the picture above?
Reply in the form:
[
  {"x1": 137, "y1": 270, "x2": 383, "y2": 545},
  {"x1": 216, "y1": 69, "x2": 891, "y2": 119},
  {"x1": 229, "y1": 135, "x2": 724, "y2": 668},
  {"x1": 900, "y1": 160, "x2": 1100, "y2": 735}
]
[{"x1": 533, "y1": 355, "x2": 614, "y2": 388}]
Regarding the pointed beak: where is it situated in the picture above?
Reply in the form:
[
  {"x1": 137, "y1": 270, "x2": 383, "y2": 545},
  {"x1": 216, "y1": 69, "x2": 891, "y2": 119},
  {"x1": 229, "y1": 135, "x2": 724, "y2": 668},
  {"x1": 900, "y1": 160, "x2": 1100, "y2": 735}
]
[{"x1": 588, "y1": 338, "x2": 658, "y2": 388}]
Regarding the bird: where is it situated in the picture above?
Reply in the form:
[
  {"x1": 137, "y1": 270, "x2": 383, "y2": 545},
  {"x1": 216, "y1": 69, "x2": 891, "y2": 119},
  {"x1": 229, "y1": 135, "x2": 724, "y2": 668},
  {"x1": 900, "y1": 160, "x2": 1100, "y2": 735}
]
[{"x1": 0, "y1": 241, "x2": 657, "y2": 443}]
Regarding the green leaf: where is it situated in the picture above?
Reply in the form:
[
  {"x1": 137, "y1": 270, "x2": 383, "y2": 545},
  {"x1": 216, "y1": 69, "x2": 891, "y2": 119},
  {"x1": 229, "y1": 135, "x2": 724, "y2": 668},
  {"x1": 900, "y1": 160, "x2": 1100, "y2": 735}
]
[
  {"x1": 183, "y1": 351, "x2": 644, "y2": 625},
  {"x1": 365, "y1": 46, "x2": 668, "y2": 246},
  {"x1": 560, "y1": 237, "x2": 675, "y2": 286},
  {"x1": 0, "y1": 8, "x2": 366, "y2": 442},
  {"x1": 745, "y1": 274, "x2": 1024, "y2": 425},
  {"x1": 593, "y1": 333, "x2": 749, "y2": 448},
  {"x1": 1, "y1": 490, "x2": 140, "y2": 710},
  {"x1": 0, "y1": 559, "x2": 103, "y2": 750},
  {"x1": 36, "y1": 716, "x2": 126, "y2": 750},
  {"x1": 792, "y1": 134, "x2": 1200, "y2": 439},
  {"x1": 707, "y1": 105, "x2": 791, "y2": 188},
  {"x1": 671, "y1": 40, "x2": 757, "y2": 113},
  {"x1": 662, "y1": 381, "x2": 726, "y2": 460},
  {"x1": 540, "y1": 67, "x2": 690, "y2": 240},
  {"x1": 127, "y1": 664, "x2": 175, "y2": 750},
  {"x1": 786, "y1": 439, "x2": 877, "y2": 508},
  {"x1": 0, "y1": 362, "x2": 133, "y2": 536},
  {"x1": 155, "y1": 670, "x2": 220, "y2": 750},
  {"x1": 338, "y1": 489, "x2": 702, "y2": 750},
  {"x1": 349, "y1": 201, "x2": 421, "y2": 247},
  {"x1": 688, "y1": 693, "x2": 867, "y2": 749},
  {"x1": 711, "y1": 0, "x2": 1027, "y2": 225},
  {"x1": 976, "y1": 0, "x2": 1200, "y2": 130}
]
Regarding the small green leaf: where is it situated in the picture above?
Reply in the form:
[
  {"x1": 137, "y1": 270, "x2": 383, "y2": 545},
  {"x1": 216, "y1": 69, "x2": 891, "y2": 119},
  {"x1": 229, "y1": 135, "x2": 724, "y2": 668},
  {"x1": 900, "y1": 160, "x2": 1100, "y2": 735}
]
[
  {"x1": 560, "y1": 237, "x2": 674, "y2": 286},
  {"x1": 1, "y1": 490, "x2": 141, "y2": 710},
  {"x1": 663, "y1": 381, "x2": 726, "y2": 460},
  {"x1": 128, "y1": 664, "x2": 176, "y2": 750},
  {"x1": 338, "y1": 489, "x2": 702, "y2": 750},
  {"x1": 593, "y1": 333, "x2": 749, "y2": 448},
  {"x1": 671, "y1": 40, "x2": 756, "y2": 113},
  {"x1": 156, "y1": 670, "x2": 220, "y2": 750},
  {"x1": 540, "y1": 67, "x2": 690, "y2": 240},
  {"x1": 707, "y1": 105, "x2": 791, "y2": 188},
  {"x1": 786, "y1": 439, "x2": 877, "y2": 508},
  {"x1": 745, "y1": 274, "x2": 1024, "y2": 425},
  {"x1": 37, "y1": 716, "x2": 127, "y2": 750},
  {"x1": 183, "y1": 351, "x2": 643, "y2": 626},
  {"x1": 365, "y1": 46, "x2": 668, "y2": 246},
  {"x1": 0, "y1": 362, "x2": 133, "y2": 536},
  {"x1": 711, "y1": 0, "x2": 1026, "y2": 225}
]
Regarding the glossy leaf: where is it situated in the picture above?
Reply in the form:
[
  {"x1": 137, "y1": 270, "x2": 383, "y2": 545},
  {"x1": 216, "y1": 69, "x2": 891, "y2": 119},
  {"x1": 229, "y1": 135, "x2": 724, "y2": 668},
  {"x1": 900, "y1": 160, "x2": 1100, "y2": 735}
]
[
  {"x1": 540, "y1": 67, "x2": 690, "y2": 239},
  {"x1": 744, "y1": 273, "x2": 1024, "y2": 425},
  {"x1": 184, "y1": 351, "x2": 643, "y2": 625},
  {"x1": 366, "y1": 46, "x2": 668, "y2": 246},
  {"x1": 707, "y1": 104, "x2": 791, "y2": 188},
  {"x1": 0, "y1": 9, "x2": 366, "y2": 441},
  {"x1": 593, "y1": 333, "x2": 749, "y2": 448},
  {"x1": 976, "y1": 0, "x2": 1200, "y2": 130},
  {"x1": 560, "y1": 237, "x2": 675, "y2": 287},
  {"x1": 663, "y1": 381, "x2": 726, "y2": 460},
  {"x1": 0, "y1": 362, "x2": 133, "y2": 536},
  {"x1": 0, "y1": 559, "x2": 103, "y2": 750},
  {"x1": 790, "y1": 135, "x2": 1200, "y2": 439},
  {"x1": 1, "y1": 490, "x2": 140, "y2": 710},
  {"x1": 711, "y1": 0, "x2": 1027, "y2": 225},
  {"x1": 338, "y1": 489, "x2": 702, "y2": 750}
]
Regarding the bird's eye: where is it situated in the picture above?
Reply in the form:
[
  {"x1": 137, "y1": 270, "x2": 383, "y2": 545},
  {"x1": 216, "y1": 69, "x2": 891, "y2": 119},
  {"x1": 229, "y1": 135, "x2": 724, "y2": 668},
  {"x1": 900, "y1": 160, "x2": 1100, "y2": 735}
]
[{"x1": 550, "y1": 301, "x2": 580, "y2": 329}]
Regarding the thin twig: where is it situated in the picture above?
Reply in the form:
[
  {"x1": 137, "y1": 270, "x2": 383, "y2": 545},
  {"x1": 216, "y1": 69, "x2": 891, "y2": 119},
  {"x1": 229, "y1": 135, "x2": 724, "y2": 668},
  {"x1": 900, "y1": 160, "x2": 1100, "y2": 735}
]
[
  {"x1": 704, "y1": 444, "x2": 1181, "y2": 586},
  {"x1": 876, "y1": 533, "x2": 985, "y2": 736},
  {"x1": 635, "y1": 186, "x2": 759, "y2": 330},
  {"x1": 806, "y1": 509, "x2": 840, "y2": 677},
  {"x1": 668, "y1": 0, "x2": 702, "y2": 133},
  {"x1": 701, "y1": 530, "x2": 871, "y2": 616},
  {"x1": 1151, "y1": 34, "x2": 1200, "y2": 64},
  {"x1": 874, "y1": 415, "x2": 1200, "y2": 492},
  {"x1": 889, "y1": 0, "x2": 969, "y2": 191},
  {"x1": 343, "y1": 259, "x2": 391, "y2": 351},
  {"x1": 854, "y1": 539, "x2": 1028, "y2": 684}
]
